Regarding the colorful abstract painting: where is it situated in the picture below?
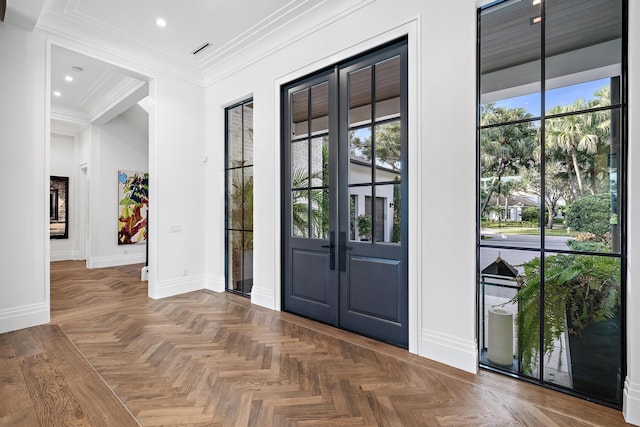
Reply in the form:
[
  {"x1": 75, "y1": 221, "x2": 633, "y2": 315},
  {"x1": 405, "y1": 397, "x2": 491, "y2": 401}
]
[{"x1": 118, "y1": 170, "x2": 149, "y2": 245}]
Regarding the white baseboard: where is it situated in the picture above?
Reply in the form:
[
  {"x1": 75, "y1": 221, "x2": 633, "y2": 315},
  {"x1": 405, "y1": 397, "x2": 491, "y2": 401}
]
[
  {"x1": 149, "y1": 274, "x2": 205, "y2": 299},
  {"x1": 204, "y1": 274, "x2": 225, "y2": 292},
  {"x1": 420, "y1": 329, "x2": 478, "y2": 374},
  {"x1": 87, "y1": 253, "x2": 146, "y2": 268},
  {"x1": 50, "y1": 250, "x2": 79, "y2": 261},
  {"x1": 624, "y1": 378, "x2": 640, "y2": 426},
  {"x1": 250, "y1": 286, "x2": 276, "y2": 310},
  {"x1": 0, "y1": 302, "x2": 50, "y2": 334}
]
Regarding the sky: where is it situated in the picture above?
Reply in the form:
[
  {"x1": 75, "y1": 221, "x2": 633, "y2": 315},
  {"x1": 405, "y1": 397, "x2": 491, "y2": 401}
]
[{"x1": 486, "y1": 77, "x2": 610, "y2": 117}]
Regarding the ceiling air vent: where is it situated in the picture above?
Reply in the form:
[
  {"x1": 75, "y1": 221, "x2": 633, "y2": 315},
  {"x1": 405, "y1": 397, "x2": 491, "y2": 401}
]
[{"x1": 191, "y1": 42, "x2": 211, "y2": 56}]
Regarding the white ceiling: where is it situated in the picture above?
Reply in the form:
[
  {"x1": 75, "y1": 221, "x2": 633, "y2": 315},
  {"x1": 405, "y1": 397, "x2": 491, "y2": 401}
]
[
  {"x1": 4, "y1": 0, "x2": 368, "y2": 134},
  {"x1": 51, "y1": 45, "x2": 147, "y2": 129}
]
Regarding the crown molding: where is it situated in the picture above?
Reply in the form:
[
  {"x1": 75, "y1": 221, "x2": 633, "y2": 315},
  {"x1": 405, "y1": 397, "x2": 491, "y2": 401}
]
[
  {"x1": 202, "y1": 0, "x2": 375, "y2": 86},
  {"x1": 91, "y1": 79, "x2": 148, "y2": 125},
  {"x1": 51, "y1": 108, "x2": 90, "y2": 125}
]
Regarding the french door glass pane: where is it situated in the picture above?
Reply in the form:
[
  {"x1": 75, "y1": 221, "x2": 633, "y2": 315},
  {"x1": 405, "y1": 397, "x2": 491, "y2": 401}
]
[
  {"x1": 350, "y1": 186, "x2": 372, "y2": 242},
  {"x1": 291, "y1": 140, "x2": 309, "y2": 188},
  {"x1": 376, "y1": 183, "x2": 401, "y2": 245},
  {"x1": 349, "y1": 127, "x2": 372, "y2": 185},
  {"x1": 292, "y1": 190, "x2": 309, "y2": 238},
  {"x1": 310, "y1": 137, "x2": 328, "y2": 188},
  {"x1": 349, "y1": 66, "x2": 372, "y2": 127},
  {"x1": 311, "y1": 189, "x2": 329, "y2": 240},
  {"x1": 311, "y1": 82, "x2": 329, "y2": 135},
  {"x1": 375, "y1": 56, "x2": 401, "y2": 121},
  {"x1": 374, "y1": 121, "x2": 401, "y2": 180},
  {"x1": 291, "y1": 89, "x2": 309, "y2": 139}
]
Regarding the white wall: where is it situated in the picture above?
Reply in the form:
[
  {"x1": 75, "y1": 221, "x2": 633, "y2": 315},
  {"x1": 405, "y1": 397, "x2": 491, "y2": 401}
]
[
  {"x1": 50, "y1": 134, "x2": 77, "y2": 261},
  {"x1": 203, "y1": 0, "x2": 639, "y2": 423},
  {"x1": 204, "y1": 0, "x2": 476, "y2": 366},
  {"x1": 149, "y1": 76, "x2": 207, "y2": 298},
  {"x1": 0, "y1": 22, "x2": 49, "y2": 333},
  {"x1": 88, "y1": 115, "x2": 148, "y2": 268}
]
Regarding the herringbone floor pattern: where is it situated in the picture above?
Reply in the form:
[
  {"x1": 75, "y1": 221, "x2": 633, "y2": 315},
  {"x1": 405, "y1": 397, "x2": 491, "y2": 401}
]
[{"x1": 44, "y1": 261, "x2": 628, "y2": 426}]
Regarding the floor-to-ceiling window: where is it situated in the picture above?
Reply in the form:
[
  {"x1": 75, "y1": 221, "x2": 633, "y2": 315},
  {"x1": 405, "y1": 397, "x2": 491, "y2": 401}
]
[
  {"x1": 225, "y1": 99, "x2": 254, "y2": 296},
  {"x1": 477, "y1": 0, "x2": 626, "y2": 407}
]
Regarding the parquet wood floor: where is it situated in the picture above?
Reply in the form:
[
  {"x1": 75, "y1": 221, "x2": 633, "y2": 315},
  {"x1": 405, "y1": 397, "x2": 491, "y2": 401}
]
[{"x1": 2, "y1": 261, "x2": 630, "y2": 426}]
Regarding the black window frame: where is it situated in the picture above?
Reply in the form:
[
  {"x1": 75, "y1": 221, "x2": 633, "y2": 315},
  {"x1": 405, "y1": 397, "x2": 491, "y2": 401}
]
[{"x1": 476, "y1": 0, "x2": 628, "y2": 409}]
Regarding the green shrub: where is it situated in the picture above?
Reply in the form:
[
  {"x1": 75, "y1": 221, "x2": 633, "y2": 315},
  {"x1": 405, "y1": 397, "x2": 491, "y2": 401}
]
[{"x1": 565, "y1": 194, "x2": 611, "y2": 238}]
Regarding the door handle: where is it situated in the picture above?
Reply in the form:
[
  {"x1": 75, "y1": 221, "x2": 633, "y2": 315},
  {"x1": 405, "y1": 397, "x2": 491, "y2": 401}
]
[
  {"x1": 322, "y1": 231, "x2": 335, "y2": 270},
  {"x1": 339, "y1": 231, "x2": 351, "y2": 272}
]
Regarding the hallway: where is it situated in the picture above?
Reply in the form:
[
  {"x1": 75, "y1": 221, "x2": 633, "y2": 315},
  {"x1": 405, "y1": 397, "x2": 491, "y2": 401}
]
[{"x1": 0, "y1": 261, "x2": 629, "y2": 425}]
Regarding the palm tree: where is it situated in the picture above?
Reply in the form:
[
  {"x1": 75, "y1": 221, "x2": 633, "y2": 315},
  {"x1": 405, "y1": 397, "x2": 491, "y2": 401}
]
[{"x1": 546, "y1": 100, "x2": 599, "y2": 200}]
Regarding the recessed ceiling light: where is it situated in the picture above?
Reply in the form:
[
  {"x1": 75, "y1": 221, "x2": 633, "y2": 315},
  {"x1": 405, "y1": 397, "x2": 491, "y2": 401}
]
[
  {"x1": 65, "y1": 76, "x2": 73, "y2": 82},
  {"x1": 156, "y1": 18, "x2": 167, "y2": 28},
  {"x1": 53, "y1": 91, "x2": 61, "y2": 97}
]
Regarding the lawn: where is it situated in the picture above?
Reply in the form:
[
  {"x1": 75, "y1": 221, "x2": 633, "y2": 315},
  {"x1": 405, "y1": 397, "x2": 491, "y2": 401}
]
[{"x1": 483, "y1": 226, "x2": 572, "y2": 237}]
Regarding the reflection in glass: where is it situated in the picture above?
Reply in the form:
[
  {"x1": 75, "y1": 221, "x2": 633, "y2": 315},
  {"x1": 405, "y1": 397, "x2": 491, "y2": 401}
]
[
  {"x1": 480, "y1": 121, "x2": 541, "y2": 248},
  {"x1": 227, "y1": 105, "x2": 243, "y2": 167},
  {"x1": 349, "y1": 66, "x2": 372, "y2": 126},
  {"x1": 292, "y1": 190, "x2": 309, "y2": 238},
  {"x1": 349, "y1": 127, "x2": 372, "y2": 185},
  {"x1": 311, "y1": 82, "x2": 329, "y2": 135},
  {"x1": 311, "y1": 137, "x2": 328, "y2": 188},
  {"x1": 243, "y1": 103, "x2": 254, "y2": 165},
  {"x1": 350, "y1": 186, "x2": 372, "y2": 242},
  {"x1": 375, "y1": 56, "x2": 401, "y2": 121},
  {"x1": 479, "y1": 248, "x2": 538, "y2": 377},
  {"x1": 545, "y1": 109, "x2": 619, "y2": 253},
  {"x1": 291, "y1": 140, "x2": 309, "y2": 188},
  {"x1": 291, "y1": 88, "x2": 309, "y2": 139},
  {"x1": 374, "y1": 121, "x2": 401, "y2": 180}
]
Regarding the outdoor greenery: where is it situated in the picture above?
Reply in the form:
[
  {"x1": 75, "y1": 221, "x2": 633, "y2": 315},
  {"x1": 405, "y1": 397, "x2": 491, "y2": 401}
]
[
  {"x1": 480, "y1": 84, "x2": 615, "y2": 237},
  {"x1": 357, "y1": 214, "x2": 372, "y2": 240},
  {"x1": 565, "y1": 193, "x2": 612, "y2": 239},
  {"x1": 510, "y1": 254, "x2": 620, "y2": 374}
]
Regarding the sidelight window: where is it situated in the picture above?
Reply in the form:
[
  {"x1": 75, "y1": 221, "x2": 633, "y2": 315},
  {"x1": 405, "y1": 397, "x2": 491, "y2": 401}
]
[
  {"x1": 225, "y1": 99, "x2": 254, "y2": 296},
  {"x1": 477, "y1": 0, "x2": 626, "y2": 407}
]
